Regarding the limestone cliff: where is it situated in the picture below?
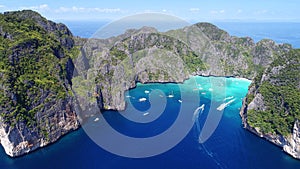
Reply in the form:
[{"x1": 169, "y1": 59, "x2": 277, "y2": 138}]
[
  {"x1": 0, "y1": 10, "x2": 79, "y2": 157},
  {"x1": 240, "y1": 49, "x2": 300, "y2": 159},
  {"x1": 74, "y1": 22, "x2": 298, "y2": 160},
  {"x1": 74, "y1": 23, "x2": 291, "y2": 112}
]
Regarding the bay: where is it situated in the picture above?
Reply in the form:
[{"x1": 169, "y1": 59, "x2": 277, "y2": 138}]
[{"x1": 1, "y1": 76, "x2": 300, "y2": 169}]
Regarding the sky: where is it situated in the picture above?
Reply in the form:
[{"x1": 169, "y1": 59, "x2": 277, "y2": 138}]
[{"x1": 0, "y1": 0, "x2": 299, "y2": 22}]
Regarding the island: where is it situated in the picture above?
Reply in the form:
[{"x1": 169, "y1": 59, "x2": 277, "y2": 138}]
[{"x1": 0, "y1": 10, "x2": 299, "y2": 159}]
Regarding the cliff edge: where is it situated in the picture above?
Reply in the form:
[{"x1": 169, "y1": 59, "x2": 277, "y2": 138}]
[
  {"x1": 240, "y1": 49, "x2": 300, "y2": 159},
  {"x1": 0, "y1": 10, "x2": 79, "y2": 157}
]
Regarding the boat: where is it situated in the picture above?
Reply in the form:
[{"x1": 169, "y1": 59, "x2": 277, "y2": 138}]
[
  {"x1": 178, "y1": 99, "x2": 182, "y2": 103},
  {"x1": 223, "y1": 96, "x2": 234, "y2": 101},
  {"x1": 167, "y1": 91, "x2": 174, "y2": 98},
  {"x1": 139, "y1": 98, "x2": 147, "y2": 102},
  {"x1": 143, "y1": 112, "x2": 149, "y2": 116},
  {"x1": 193, "y1": 104, "x2": 205, "y2": 121},
  {"x1": 217, "y1": 99, "x2": 236, "y2": 111},
  {"x1": 144, "y1": 90, "x2": 150, "y2": 94},
  {"x1": 94, "y1": 117, "x2": 99, "y2": 122}
]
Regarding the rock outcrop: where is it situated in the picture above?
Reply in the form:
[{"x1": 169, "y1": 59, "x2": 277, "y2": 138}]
[
  {"x1": 240, "y1": 49, "x2": 300, "y2": 159},
  {"x1": 284, "y1": 120, "x2": 300, "y2": 159},
  {"x1": 74, "y1": 23, "x2": 291, "y2": 112},
  {"x1": 0, "y1": 10, "x2": 79, "y2": 157}
]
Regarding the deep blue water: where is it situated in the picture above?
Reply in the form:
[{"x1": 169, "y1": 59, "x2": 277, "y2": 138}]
[
  {"x1": 213, "y1": 22, "x2": 300, "y2": 49},
  {"x1": 1, "y1": 76, "x2": 300, "y2": 169}
]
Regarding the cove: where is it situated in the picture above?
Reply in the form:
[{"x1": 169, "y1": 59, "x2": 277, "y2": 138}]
[{"x1": 1, "y1": 76, "x2": 300, "y2": 169}]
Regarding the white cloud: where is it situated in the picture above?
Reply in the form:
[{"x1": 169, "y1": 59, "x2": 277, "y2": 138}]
[
  {"x1": 210, "y1": 10, "x2": 218, "y2": 14},
  {"x1": 55, "y1": 6, "x2": 121, "y2": 13},
  {"x1": 0, "y1": 5, "x2": 5, "y2": 8},
  {"x1": 19, "y1": 4, "x2": 49, "y2": 11},
  {"x1": 254, "y1": 10, "x2": 268, "y2": 15},
  {"x1": 143, "y1": 9, "x2": 154, "y2": 13},
  {"x1": 210, "y1": 9, "x2": 225, "y2": 14},
  {"x1": 189, "y1": 8, "x2": 200, "y2": 12},
  {"x1": 237, "y1": 9, "x2": 243, "y2": 14},
  {"x1": 57, "y1": 7, "x2": 69, "y2": 13},
  {"x1": 162, "y1": 9, "x2": 167, "y2": 12}
]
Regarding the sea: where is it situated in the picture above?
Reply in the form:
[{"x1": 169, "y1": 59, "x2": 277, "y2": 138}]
[
  {"x1": 0, "y1": 22, "x2": 300, "y2": 169},
  {"x1": 64, "y1": 21, "x2": 300, "y2": 48}
]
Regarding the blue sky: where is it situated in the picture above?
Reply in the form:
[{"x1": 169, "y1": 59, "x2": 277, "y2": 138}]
[{"x1": 0, "y1": 0, "x2": 299, "y2": 22}]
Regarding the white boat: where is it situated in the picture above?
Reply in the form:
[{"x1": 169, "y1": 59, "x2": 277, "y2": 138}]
[
  {"x1": 143, "y1": 112, "x2": 149, "y2": 116},
  {"x1": 193, "y1": 104, "x2": 205, "y2": 121},
  {"x1": 167, "y1": 94, "x2": 174, "y2": 98},
  {"x1": 223, "y1": 96, "x2": 234, "y2": 101},
  {"x1": 144, "y1": 90, "x2": 150, "y2": 94},
  {"x1": 178, "y1": 99, "x2": 182, "y2": 103},
  {"x1": 217, "y1": 99, "x2": 236, "y2": 111},
  {"x1": 139, "y1": 98, "x2": 147, "y2": 102},
  {"x1": 94, "y1": 117, "x2": 99, "y2": 122},
  {"x1": 125, "y1": 95, "x2": 131, "y2": 98},
  {"x1": 167, "y1": 91, "x2": 174, "y2": 98}
]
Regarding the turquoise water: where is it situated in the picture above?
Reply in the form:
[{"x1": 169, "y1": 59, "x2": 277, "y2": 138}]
[{"x1": 1, "y1": 76, "x2": 300, "y2": 169}]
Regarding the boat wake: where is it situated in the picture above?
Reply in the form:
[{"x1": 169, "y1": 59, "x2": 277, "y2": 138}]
[
  {"x1": 216, "y1": 98, "x2": 236, "y2": 111},
  {"x1": 193, "y1": 104, "x2": 225, "y2": 169},
  {"x1": 192, "y1": 104, "x2": 205, "y2": 124}
]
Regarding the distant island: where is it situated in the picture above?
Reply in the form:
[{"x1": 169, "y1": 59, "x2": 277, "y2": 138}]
[{"x1": 0, "y1": 10, "x2": 299, "y2": 159}]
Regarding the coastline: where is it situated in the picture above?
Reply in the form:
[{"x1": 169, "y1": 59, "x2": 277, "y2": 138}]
[{"x1": 240, "y1": 94, "x2": 300, "y2": 160}]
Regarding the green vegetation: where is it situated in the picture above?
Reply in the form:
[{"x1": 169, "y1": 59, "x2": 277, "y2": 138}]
[
  {"x1": 182, "y1": 52, "x2": 206, "y2": 73},
  {"x1": 147, "y1": 69, "x2": 170, "y2": 81},
  {"x1": 247, "y1": 49, "x2": 300, "y2": 136},
  {"x1": 0, "y1": 11, "x2": 76, "y2": 129},
  {"x1": 110, "y1": 47, "x2": 128, "y2": 66}
]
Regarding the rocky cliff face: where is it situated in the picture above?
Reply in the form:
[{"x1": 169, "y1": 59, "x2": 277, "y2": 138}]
[
  {"x1": 284, "y1": 120, "x2": 300, "y2": 159},
  {"x1": 73, "y1": 28, "x2": 206, "y2": 111},
  {"x1": 74, "y1": 23, "x2": 291, "y2": 112},
  {"x1": 240, "y1": 49, "x2": 300, "y2": 159},
  {"x1": 0, "y1": 10, "x2": 79, "y2": 157}
]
